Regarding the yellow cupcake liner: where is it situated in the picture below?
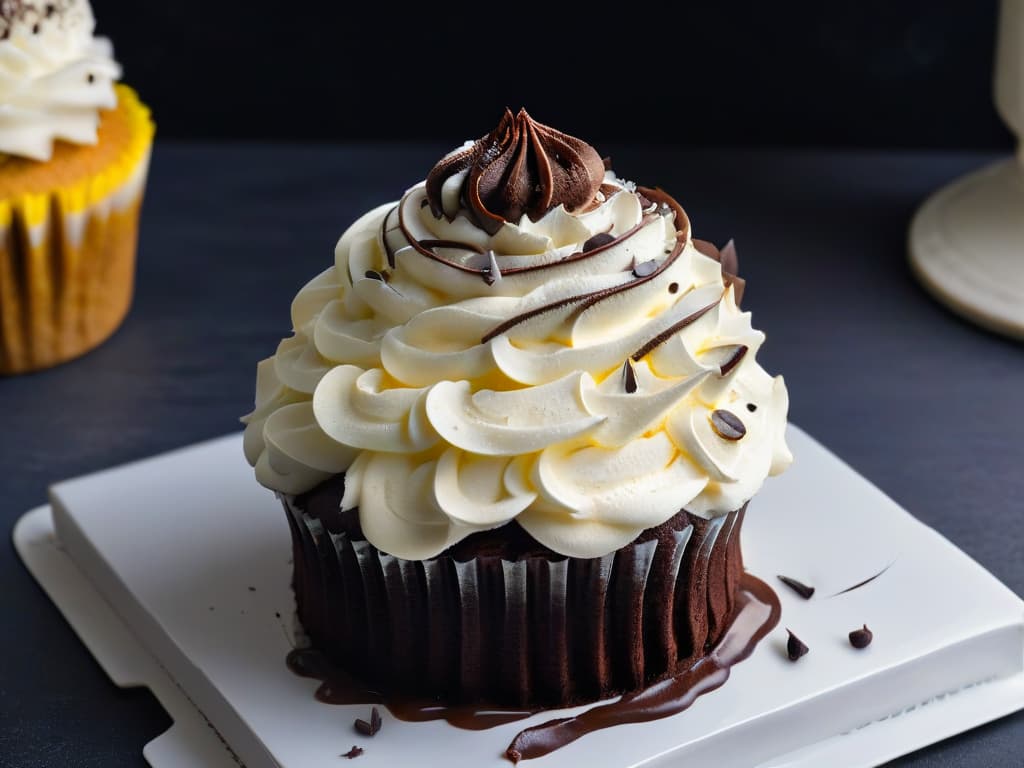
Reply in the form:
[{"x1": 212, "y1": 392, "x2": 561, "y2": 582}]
[{"x1": 0, "y1": 85, "x2": 155, "y2": 375}]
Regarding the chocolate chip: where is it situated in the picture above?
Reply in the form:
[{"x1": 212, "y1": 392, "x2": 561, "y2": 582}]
[
  {"x1": 354, "y1": 718, "x2": 373, "y2": 736},
  {"x1": 786, "y1": 629, "x2": 809, "y2": 661},
  {"x1": 777, "y1": 575, "x2": 815, "y2": 600},
  {"x1": 582, "y1": 232, "x2": 615, "y2": 252},
  {"x1": 710, "y1": 409, "x2": 746, "y2": 440},
  {"x1": 668, "y1": 282, "x2": 679, "y2": 294},
  {"x1": 342, "y1": 746, "x2": 364, "y2": 759},
  {"x1": 632, "y1": 259, "x2": 658, "y2": 278},
  {"x1": 746, "y1": 403, "x2": 757, "y2": 412},
  {"x1": 849, "y1": 624, "x2": 873, "y2": 649},
  {"x1": 622, "y1": 359, "x2": 638, "y2": 394}
]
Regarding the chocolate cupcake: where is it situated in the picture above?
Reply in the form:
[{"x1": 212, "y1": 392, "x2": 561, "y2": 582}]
[{"x1": 243, "y1": 110, "x2": 791, "y2": 711}]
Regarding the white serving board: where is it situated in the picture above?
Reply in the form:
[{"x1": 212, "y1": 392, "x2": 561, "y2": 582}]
[{"x1": 13, "y1": 425, "x2": 1024, "y2": 767}]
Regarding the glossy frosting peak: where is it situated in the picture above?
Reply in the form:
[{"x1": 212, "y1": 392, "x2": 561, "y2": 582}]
[
  {"x1": 245, "y1": 161, "x2": 791, "y2": 560},
  {"x1": 426, "y1": 108, "x2": 606, "y2": 235},
  {"x1": 0, "y1": 0, "x2": 121, "y2": 160}
]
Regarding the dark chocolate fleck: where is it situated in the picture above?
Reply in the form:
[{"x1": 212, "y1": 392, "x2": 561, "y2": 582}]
[
  {"x1": 622, "y1": 359, "x2": 638, "y2": 394},
  {"x1": 87, "y1": 73, "x2": 95, "y2": 83},
  {"x1": 481, "y1": 250, "x2": 501, "y2": 285},
  {"x1": 46, "y1": 4, "x2": 56, "y2": 17},
  {"x1": 342, "y1": 746, "x2": 364, "y2": 759},
  {"x1": 364, "y1": 270, "x2": 384, "y2": 281},
  {"x1": 777, "y1": 575, "x2": 815, "y2": 600},
  {"x1": 354, "y1": 706, "x2": 382, "y2": 736},
  {"x1": 637, "y1": 193, "x2": 653, "y2": 209},
  {"x1": 602, "y1": 156, "x2": 612, "y2": 170},
  {"x1": 632, "y1": 258, "x2": 658, "y2": 278},
  {"x1": 420, "y1": 198, "x2": 429, "y2": 208},
  {"x1": 32, "y1": 22, "x2": 39, "y2": 33},
  {"x1": 247, "y1": 586, "x2": 256, "y2": 592},
  {"x1": 710, "y1": 409, "x2": 746, "y2": 441},
  {"x1": 582, "y1": 232, "x2": 615, "y2": 252},
  {"x1": 849, "y1": 624, "x2": 873, "y2": 649},
  {"x1": 274, "y1": 611, "x2": 281, "y2": 619},
  {"x1": 668, "y1": 282, "x2": 679, "y2": 294},
  {"x1": 786, "y1": 629, "x2": 809, "y2": 661},
  {"x1": 747, "y1": 403, "x2": 757, "y2": 412}
]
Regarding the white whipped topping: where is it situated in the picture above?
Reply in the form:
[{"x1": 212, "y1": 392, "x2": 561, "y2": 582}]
[
  {"x1": 244, "y1": 175, "x2": 792, "y2": 559},
  {"x1": 0, "y1": 0, "x2": 121, "y2": 160}
]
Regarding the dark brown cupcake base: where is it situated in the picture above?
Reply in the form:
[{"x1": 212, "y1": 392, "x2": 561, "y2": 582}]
[{"x1": 283, "y1": 478, "x2": 751, "y2": 709}]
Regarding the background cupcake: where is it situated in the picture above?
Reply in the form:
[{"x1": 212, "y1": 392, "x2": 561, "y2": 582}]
[{"x1": 0, "y1": 0, "x2": 154, "y2": 375}]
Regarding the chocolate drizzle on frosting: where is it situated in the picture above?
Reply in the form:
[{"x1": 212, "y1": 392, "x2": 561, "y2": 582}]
[{"x1": 426, "y1": 108, "x2": 606, "y2": 234}]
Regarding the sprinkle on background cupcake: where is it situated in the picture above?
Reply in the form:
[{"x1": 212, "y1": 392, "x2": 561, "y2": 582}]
[{"x1": 0, "y1": 0, "x2": 154, "y2": 375}]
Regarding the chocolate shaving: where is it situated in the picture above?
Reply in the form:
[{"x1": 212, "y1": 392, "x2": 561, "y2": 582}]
[
  {"x1": 342, "y1": 746, "x2": 364, "y2": 759},
  {"x1": 622, "y1": 359, "x2": 638, "y2": 394},
  {"x1": 746, "y1": 403, "x2": 757, "y2": 412},
  {"x1": 717, "y1": 345, "x2": 748, "y2": 376},
  {"x1": 829, "y1": 561, "x2": 895, "y2": 597},
  {"x1": 632, "y1": 258, "x2": 658, "y2": 278},
  {"x1": 777, "y1": 575, "x2": 815, "y2": 600},
  {"x1": 631, "y1": 296, "x2": 719, "y2": 360},
  {"x1": 710, "y1": 409, "x2": 746, "y2": 441},
  {"x1": 786, "y1": 629, "x2": 809, "y2": 661},
  {"x1": 583, "y1": 232, "x2": 615, "y2": 252},
  {"x1": 719, "y1": 238, "x2": 739, "y2": 278},
  {"x1": 849, "y1": 624, "x2": 873, "y2": 649}
]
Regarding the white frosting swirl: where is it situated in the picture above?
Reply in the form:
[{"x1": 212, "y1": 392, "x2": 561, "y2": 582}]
[
  {"x1": 243, "y1": 175, "x2": 792, "y2": 559},
  {"x1": 0, "y1": 1, "x2": 121, "y2": 160}
]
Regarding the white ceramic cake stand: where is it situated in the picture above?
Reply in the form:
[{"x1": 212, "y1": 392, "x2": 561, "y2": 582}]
[
  {"x1": 12, "y1": 425, "x2": 1024, "y2": 768},
  {"x1": 908, "y1": 0, "x2": 1024, "y2": 340}
]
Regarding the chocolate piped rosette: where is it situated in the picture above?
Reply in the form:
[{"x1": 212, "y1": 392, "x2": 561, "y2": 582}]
[{"x1": 244, "y1": 110, "x2": 792, "y2": 715}]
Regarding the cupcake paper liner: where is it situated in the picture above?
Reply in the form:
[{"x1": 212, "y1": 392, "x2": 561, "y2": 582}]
[
  {"x1": 0, "y1": 85, "x2": 154, "y2": 375},
  {"x1": 284, "y1": 492, "x2": 747, "y2": 708}
]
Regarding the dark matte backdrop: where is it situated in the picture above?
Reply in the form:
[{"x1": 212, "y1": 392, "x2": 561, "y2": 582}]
[{"x1": 91, "y1": 0, "x2": 1015, "y2": 150}]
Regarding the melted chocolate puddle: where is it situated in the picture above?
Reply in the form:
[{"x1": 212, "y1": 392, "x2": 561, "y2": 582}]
[{"x1": 287, "y1": 573, "x2": 779, "y2": 762}]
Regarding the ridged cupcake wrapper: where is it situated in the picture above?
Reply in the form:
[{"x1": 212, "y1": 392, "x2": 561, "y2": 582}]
[
  {"x1": 0, "y1": 86, "x2": 153, "y2": 375},
  {"x1": 285, "y1": 497, "x2": 747, "y2": 708}
]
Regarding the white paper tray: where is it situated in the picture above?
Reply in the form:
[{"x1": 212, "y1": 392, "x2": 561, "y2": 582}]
[{"x1": 13, "y1": 425, "x2": 1024, "y2": 767}]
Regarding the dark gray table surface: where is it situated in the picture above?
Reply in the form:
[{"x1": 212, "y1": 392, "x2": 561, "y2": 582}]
[{"x1": 1, "y1": 142, "x2": 1022, "y2": 767}]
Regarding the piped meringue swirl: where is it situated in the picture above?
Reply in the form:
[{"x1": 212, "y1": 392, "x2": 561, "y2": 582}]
[
  {"x1": 0, "y1": 0, "x2": 121, "y2": 160},
  {"x1": 244, "y1": 164, "x2": 791, "y2": 560}
]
